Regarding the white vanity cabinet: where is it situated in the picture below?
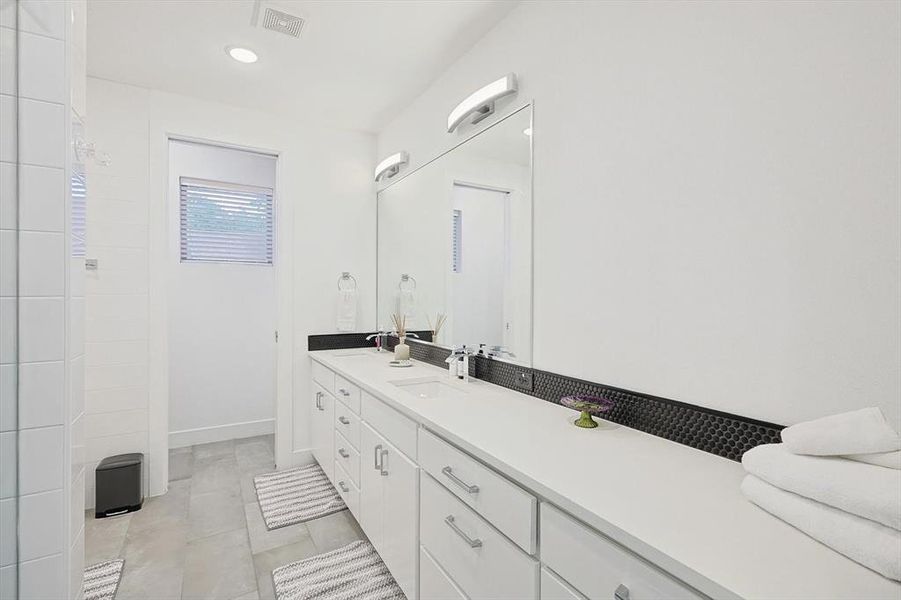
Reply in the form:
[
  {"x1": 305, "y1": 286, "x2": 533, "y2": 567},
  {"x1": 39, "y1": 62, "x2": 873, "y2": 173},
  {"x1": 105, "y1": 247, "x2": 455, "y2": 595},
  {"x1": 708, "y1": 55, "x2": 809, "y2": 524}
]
[
  {"x1": 359, "y1": 421, "x2": 419, "y2": 599},
  {"x1": 540, "y1": 503, "x2": 705, "y2": 600},
  {"x1": 311, "y1": 383, "x2": 335, "y2": 482}
]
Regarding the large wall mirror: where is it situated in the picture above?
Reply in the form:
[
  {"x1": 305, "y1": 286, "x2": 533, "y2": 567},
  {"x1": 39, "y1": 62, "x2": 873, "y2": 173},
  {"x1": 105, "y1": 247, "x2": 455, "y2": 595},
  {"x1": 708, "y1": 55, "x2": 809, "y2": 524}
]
[{"x1": 377, "y1": 105, "x2": 533, "y2": 365}]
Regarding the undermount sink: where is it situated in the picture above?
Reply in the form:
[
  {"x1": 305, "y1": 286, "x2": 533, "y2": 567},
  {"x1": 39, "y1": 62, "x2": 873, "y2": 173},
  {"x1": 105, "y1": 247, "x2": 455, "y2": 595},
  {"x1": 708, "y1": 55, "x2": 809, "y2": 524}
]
[
  {"x1": 390, "y1": 376, "x2": 469, "y2": 401},
  {"x1": 332, "y1": 350, "x2": 377, "y2": 358}
]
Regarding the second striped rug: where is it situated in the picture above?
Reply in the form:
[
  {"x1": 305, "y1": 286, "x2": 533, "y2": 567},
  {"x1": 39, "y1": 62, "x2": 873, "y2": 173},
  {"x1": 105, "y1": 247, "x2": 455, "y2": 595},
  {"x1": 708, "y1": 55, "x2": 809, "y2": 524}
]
[{"x1": 254, "y1": 463, "x2": 346, "y2": 530}]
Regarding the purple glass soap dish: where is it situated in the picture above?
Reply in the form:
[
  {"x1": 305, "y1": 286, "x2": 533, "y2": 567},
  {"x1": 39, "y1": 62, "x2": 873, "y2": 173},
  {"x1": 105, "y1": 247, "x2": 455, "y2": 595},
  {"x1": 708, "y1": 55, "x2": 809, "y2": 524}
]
[{"x1": 560, "y1": 395, "x2": 614, "y2": 428}]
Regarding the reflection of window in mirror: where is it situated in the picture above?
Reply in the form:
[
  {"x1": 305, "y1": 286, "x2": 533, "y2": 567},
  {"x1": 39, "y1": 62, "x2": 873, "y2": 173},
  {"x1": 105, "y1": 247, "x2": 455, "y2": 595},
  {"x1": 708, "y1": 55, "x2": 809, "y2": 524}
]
[{"x1": 452, "y1": 209, "x2": 463, "y2": 274}]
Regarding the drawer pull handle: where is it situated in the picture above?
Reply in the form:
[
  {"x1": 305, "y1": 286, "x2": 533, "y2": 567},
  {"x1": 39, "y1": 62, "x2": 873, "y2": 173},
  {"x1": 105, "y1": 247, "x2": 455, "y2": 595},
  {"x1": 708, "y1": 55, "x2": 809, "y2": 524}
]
[
  {"x1": 338, "y1": 416, "x2": 350, "y2": 425},
  {"x1": 380, "y1": 449, "x2": 389, "y2": 476},
  {"x1": 338, "y1": 388, "x2": 351, "y2": 397},
  {"x1": 442, "y1": 466, "x2": 479, "y2": 494},
  {"x1": 315, "y1": 392, "x2": 324, "y2": 411},
  {"x1": 338, "y1": 448, "x2": 350, "y2": 458},
  {"x1": 444, "y1": 515, "x2": 482, "y2": 548},
  {"x1": 614, "y1": 584, "x2": 630, "y2": 600},
  {"x1": 338, "y1": 481, "x2": 349, "y2": 493},
  {"x1": 374, "y1": 444, "x2": 382, "y2": 470}
]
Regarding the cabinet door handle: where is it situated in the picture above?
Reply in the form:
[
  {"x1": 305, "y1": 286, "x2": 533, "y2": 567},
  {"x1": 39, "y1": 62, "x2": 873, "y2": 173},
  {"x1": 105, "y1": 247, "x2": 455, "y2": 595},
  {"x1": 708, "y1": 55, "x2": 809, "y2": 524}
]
[
  {"x1": 338, "y1": 448, "x2": 350, "y2": 458},
  {"x1": 338, "y1": 388, "x2": 350, "y2": 397},
  {"x1": 380, "y1": 449, "x2": 389, "y2": 476},
  {"x1": 444, "y1": 515, "x2": 482, "y2": 548},
  {"x1": 441, "y1": 466, "x2": 479, "y2": 494},
  {"x1": 374, "y1": 444, "x2": 382, "y2": 470},
  {"x1": 338, "y1": 416, "x2": 350, "y2": 425},
  {"x1": 338, "y1": 481, "x2": 349, "y2": 493},
  {"x1": 315, "y1": 392, "x2": 322, "y2": 410},
  {"x1": 614, "y1": 584, "x2": 630, "y2": 600}
]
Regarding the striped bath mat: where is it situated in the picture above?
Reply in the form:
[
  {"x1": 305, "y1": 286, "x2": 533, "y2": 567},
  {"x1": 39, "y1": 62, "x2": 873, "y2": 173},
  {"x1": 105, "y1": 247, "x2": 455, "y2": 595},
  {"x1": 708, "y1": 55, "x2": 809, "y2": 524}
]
[
  {"x1": 273, "y1": 540, "x2": 404, "y2": 600},
  {"x1": 254, "y1": 463, "x2": 346, "y2": 530},
  {"x1": 84, "y1": 559, "x2": 125, "y2": 600}
]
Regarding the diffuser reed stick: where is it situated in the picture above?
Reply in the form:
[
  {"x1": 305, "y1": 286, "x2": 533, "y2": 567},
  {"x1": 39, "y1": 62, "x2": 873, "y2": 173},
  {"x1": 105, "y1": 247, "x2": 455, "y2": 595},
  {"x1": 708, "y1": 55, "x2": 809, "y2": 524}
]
[{"x1": 427, "y1": 313, "x2": 447, "y2": 343}]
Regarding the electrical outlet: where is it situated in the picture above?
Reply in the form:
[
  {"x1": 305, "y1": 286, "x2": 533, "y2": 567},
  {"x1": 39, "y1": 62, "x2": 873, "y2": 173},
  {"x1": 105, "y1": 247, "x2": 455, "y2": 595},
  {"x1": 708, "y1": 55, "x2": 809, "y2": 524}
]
[{"x1": 513, "y1": 371, "x2": 534, "y2": 392}]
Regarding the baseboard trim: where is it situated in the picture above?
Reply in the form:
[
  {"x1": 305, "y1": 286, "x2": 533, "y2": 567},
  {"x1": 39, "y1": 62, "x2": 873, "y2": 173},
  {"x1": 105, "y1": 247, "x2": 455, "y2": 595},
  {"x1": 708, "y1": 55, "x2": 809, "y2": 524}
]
[{"x1": 169, "y1": 418, "x2": 275, "y2": 449}]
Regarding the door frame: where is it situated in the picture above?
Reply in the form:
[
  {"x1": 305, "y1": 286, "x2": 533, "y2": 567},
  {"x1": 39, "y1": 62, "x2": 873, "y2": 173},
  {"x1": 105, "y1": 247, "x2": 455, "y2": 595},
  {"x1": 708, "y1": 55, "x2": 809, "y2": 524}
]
[{"x1": 148, "y1": 126, "x2": 294, "y2": 498}]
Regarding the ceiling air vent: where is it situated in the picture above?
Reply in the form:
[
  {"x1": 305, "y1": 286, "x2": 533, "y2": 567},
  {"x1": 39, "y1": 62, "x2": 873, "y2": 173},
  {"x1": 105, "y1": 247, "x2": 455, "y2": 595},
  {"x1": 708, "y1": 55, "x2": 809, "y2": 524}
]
[{"x1": 260, "y1": 7, "x2": 304, "y2": 38}]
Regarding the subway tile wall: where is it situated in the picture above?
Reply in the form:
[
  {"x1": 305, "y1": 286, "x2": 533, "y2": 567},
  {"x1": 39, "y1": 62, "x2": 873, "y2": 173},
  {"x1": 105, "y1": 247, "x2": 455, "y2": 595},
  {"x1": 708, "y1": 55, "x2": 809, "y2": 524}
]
[{"x1": 0, "y1": 0, "x2": 86, "y2": 597}]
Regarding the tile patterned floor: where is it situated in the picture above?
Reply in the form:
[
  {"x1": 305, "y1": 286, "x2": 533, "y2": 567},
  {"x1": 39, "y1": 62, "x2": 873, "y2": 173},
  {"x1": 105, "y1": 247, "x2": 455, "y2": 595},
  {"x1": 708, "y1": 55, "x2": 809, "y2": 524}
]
[{"x1": 84, "y1": 436, "x2": 366, "y2": 600}]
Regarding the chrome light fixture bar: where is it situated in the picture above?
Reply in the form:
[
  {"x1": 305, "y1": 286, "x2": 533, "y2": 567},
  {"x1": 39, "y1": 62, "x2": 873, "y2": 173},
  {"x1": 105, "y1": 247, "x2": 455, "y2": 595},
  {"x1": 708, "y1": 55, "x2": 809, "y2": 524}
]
[
  {"x1": 374, "y1": 151, "x2": 409, "y2": 182},
  {"x1": 446, "y1": 73, "x2": 518, "y2": 133}
]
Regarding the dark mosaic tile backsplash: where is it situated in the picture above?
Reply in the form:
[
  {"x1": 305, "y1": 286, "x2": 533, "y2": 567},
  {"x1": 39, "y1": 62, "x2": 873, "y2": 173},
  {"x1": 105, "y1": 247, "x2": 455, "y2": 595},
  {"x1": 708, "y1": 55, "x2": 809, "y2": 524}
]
[{"x1": 308, "y1": 333, "x2": 783, "y2": 461}]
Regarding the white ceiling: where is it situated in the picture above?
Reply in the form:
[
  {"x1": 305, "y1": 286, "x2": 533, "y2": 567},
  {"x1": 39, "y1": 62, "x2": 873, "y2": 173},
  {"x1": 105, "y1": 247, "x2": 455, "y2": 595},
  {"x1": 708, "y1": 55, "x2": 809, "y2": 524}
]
[{"x1": 86, "y1": 0, "x2": 518, "y2": 132}]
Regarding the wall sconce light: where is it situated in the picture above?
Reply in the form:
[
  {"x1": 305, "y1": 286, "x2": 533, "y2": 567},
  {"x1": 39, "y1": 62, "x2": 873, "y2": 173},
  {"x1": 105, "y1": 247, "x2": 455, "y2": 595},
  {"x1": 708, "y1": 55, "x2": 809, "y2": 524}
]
[
  {"x1": 446, "y1": 73, "x2": 518, "y2": 133},
  {"x1": 374, "y1": 151, "x2": 409, "y2": 182}
]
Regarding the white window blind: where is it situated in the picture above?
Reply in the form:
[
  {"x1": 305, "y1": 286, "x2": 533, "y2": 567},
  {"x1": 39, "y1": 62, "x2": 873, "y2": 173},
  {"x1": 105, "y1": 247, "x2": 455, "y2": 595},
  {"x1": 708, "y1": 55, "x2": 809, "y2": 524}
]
[
  {"x1": 179, "y1": 177, "x2": 274, "y2": 265},
  {"x1": 452, "y1": 209, "x2": 462, "y2": 273},
  {"x1": 71, "y1": 170, "x2": 86, "y2": 258}
]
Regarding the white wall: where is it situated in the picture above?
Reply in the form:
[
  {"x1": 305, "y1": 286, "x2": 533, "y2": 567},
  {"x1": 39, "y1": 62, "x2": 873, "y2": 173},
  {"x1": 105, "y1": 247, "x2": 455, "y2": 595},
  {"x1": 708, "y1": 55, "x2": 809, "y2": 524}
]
[
  {"x1": 167, "y1": 140, "x2": 276, "y2": 447},
  {"x1": 0, "y1": 0, "x2": 86, "y2": 597},
  {"x1": 85, "y1": 77, "x2": 376, "y2": 499},
  {"x1": 377, "y1": 1, "x2": 901, "y2": 429}
]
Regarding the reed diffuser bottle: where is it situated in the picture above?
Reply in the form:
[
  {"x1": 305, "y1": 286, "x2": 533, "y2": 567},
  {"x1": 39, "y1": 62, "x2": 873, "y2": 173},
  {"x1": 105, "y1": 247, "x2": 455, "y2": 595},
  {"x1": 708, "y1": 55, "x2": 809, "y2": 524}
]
[{"x1": 392, "y1": 313, "x2": 410, "y2": 361}]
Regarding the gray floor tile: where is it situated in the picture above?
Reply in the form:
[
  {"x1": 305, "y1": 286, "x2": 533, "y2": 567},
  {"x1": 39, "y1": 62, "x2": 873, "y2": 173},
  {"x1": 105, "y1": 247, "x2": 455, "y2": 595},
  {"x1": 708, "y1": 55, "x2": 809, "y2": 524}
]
[
  {"x1": 244, "y1": 502, "x2": 312, "y2": 555},
  {"x1": 193, "y1": 439, "x2": 236, "y2": 461},
  {"x1": 252, "y1": 538, "x2": 319, "y2": 600},
  {"x1": 128, "y1": 479, "x2": 191, "y2": 534},
  {"x1": 188, "y1": 486, "x2": 246, "y2": 541},
  {"x1": 84, "y1": 510, "x2": 132, "y2": 566},
  {"x1": 191, "y1": 455, "x2": 241, "y2": 495},
  {"x1": 116, "y1": 559, "x2": 185, "y2": 600},
  {"x1": 235, "y1": 440, "x2": 275, "y2": 472},
  {"x1": 182, "y1": 528, "x2": 257, "y2": 600},
  {"x1": 169, "y1": 450, "x2": 194, "y2": 482},
  {"x1": 234, "y1": 591, "x2": 260, "y2": 600},
  {"x1": 239, "y1": 470, "x2": 262, "y2": 506},
  {"x1": 305, "y1": 510, "x2": 366, "y2": 554}
]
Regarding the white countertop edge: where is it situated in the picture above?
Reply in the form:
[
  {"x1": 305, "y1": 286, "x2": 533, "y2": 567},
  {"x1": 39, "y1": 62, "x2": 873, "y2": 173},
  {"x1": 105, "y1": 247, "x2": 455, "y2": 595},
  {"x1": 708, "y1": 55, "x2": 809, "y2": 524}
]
[{"x1": 309, "y1": 349, "x2": 901, "y2": 600}]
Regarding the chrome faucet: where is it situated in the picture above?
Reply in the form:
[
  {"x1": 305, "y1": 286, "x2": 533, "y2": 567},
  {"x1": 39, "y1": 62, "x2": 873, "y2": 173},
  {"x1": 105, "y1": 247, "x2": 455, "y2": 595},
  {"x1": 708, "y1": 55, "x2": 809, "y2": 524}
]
[
  {"x1": 366, "y1": 329, "x2": 388, "y2": 351},
  {"x1": 446, "y1": 345, "x2": 474, "y2": 382}
]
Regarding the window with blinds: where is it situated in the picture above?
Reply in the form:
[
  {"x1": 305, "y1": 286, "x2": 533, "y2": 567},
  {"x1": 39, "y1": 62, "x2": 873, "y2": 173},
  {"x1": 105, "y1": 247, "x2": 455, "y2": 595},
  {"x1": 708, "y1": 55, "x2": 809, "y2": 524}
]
[
  {"x1": 452, "y1": 209, "x2": 462, "y2": 273},
  {"x1": 179, "y1": 177, "x2": 274, "y2": 265},
  {"x1": 71, "y1": 170, "x2": 87, "y2": 258}
]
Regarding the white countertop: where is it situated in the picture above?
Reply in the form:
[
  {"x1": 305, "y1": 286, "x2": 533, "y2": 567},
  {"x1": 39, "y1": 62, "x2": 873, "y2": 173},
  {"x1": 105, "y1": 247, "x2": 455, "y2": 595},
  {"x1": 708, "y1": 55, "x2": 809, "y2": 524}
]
[{"x1": 310, "y1": 349, "x2": 901, "y2": 600}]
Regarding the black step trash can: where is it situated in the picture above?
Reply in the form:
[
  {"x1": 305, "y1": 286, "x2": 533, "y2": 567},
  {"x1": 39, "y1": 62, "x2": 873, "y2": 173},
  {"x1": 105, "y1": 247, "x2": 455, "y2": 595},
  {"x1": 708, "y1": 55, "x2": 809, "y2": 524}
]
[{"x1": 95, "y1": 453, "x2": 143, "y2": 518}]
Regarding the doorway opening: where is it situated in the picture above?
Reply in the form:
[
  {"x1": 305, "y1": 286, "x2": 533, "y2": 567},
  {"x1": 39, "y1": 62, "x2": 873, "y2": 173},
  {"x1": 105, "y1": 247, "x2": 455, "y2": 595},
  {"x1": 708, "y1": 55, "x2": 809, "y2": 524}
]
[{"x1": 166, "y1": 140, "x2": 278, "y2": 451}]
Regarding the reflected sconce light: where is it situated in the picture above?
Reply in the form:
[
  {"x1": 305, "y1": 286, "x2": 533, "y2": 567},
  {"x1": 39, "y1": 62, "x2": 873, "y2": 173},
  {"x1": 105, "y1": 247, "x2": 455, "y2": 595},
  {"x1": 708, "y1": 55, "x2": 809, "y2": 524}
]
[
  {"x1": 374, "y1": 151, "x2": 409, "y2": 182},
  {"x1": 446, "y1": 73, "x2": 518, "y2": 133}
]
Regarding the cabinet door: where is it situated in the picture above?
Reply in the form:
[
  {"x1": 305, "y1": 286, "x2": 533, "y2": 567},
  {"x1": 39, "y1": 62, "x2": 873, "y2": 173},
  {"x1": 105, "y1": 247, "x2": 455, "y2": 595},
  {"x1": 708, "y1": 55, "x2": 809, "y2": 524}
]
[
  {"x1": 381, "y1": 437, "x2": 420, "y2": 600},
  {"x1": 359, "y1": 422, "x2": 384, "y2": 549},
  {"x1": 311, "y1": 385, "x2": 334, "y2": 481}
]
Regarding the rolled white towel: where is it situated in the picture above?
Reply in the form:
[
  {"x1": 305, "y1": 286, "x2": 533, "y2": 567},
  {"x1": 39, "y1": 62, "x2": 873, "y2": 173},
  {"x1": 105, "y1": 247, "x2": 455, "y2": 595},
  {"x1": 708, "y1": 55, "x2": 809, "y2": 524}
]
[
  {"x1": 742, "y1": 474, "x2": 901, "y2": 581},
  {"x1": 742, "y1": 443, "x2": 901, "y2": 530},
  {"x1": 781, "y1": 407, "x2": 900, "y2": 456},
  {"x1": 845, "y1": 450, "x2": 901, "y2": 470}
]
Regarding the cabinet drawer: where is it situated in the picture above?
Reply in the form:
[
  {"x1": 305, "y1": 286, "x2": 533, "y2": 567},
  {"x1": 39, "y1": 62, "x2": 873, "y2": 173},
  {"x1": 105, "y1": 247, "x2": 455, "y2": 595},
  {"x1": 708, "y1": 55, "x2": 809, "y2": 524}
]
[
  {"x1": 541, "y1": 567, "x2": 585, "y2": 600},
  {"x1": 312, "y1": 361, "x2": 334, "y2": 390},
  {"x1": 419, "y1": 428, "x2": 536, "y2": 554},
  {"x1": 334, "y1": 375, "x2": 361, "y2": 414},
  {"x1": 540, "y1": 503, "x2": 704, "y2": 600},
  {"x1": 334, "y1": 460, "x2": 359, "y2": 518},
  {"x1": 334, "y1": 403, "x2": 361, "y2": 450},
  {"x1": 334, "y1": 430, "x2": 361, "y2": 487},
  {"x1": 420, "y1": 545, "x2": 468, "y2": 600},
  {"x1": 421, "y1": 473, "x2": 538, "y2": 600},
  {"x1": 362, "y1": 391, "x2": 417, "y2": 460}
]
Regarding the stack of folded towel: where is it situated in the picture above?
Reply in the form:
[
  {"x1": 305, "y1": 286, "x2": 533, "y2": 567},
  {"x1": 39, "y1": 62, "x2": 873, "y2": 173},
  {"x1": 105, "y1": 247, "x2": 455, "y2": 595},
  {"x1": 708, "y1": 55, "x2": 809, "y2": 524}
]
[{"x1": 741, "y1": 407, "x2": 901, "y2": 580}]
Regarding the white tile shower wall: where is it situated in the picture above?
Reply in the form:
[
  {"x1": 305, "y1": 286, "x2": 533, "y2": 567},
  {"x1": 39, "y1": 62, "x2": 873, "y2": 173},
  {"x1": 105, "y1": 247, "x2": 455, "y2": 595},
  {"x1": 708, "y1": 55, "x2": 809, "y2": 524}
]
[
  {"x1": 83, "y1": 78, "x2": 150, "y2": 511},
  {"x1": 0, "y1": 0, "x2": 83, "y2": 597},
  {"x1": 376, "y1": 1, "x2": 901, "y2": 431}
]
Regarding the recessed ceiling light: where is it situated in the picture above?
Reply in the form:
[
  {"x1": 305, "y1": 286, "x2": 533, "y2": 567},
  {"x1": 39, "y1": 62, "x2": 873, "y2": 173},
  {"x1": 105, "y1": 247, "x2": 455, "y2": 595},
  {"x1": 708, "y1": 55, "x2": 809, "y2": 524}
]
[
  {"x1": 523, "y1": 127, "x2": 532, "y2": 136},
  {"x1": 226, "y1": 46, "x2": 258, "y2": 64}
]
